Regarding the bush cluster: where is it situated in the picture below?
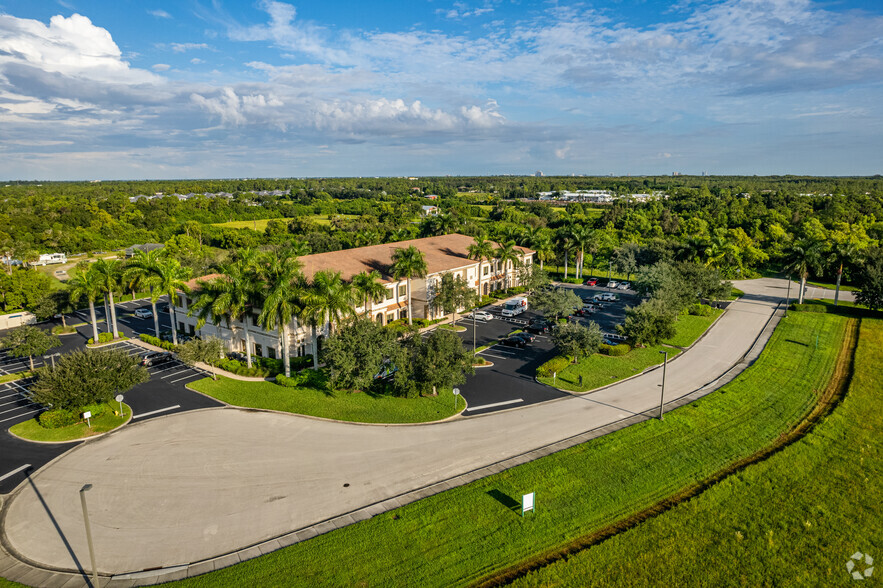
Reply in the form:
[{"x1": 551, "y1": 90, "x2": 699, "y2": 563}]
[
  {"x1": 789, "y1": 302, "x2": 829, "y2": 313},
  {"x1": 600, "y1": 343, "x2": 631, "y2": 356},
  {"x1": 139, "y1": 333, "x2": 178, "y2": 351},
  {"x1": 87, "y1": 332, "x2": 115, "y2": 345},
  {"x1": 275, "y1": 369, "x2": 327, "y2": 388},
  {"x1": 38, "y1": 408, "x2": 78, "y2": 429},
  {"x1": 687, "y1": 303, "x2": 714, "y2": 317},
  {"x1": 538, "y1": 355, "x2": 571, "y2": 377}
]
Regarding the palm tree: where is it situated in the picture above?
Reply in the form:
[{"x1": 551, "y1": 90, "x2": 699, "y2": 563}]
[
  {"x1": 391, "y1": 245, "x2": 427, "y2": 326},
  {"x1": 783, "y1": 239, "x2": 825, "y2": 304},
  {"x1": 828, "y1": 241, "x2": 861, "y2": 307},
  {"x1": 556, "y1": 228, "x2": 575, "y2": 279},
  {"x1": 255, "y1": 252, "x2": 304, "y2": 377},
  {"x1": 67, "y1": 266, "x2": 103, "y2": 343},
  {"x1": 124, "y1": 248, "x2": 164, "y2": 337},
  {"x1": 569, "y1": 224, "x2": 594, "y2": 280},
  {"x1": 467, "y1": 236, "x2": 495, "y2": 296},
  {"x1": 92, "y1": 258, "x2": 123, "y2": 339},
  {"x1": 529, "y1": 231, "x2": 555, "y2": 271},
  {"x1": 155, "y1": 258, "x2": 192, "y2": 346},
  {"x1": 302, "y1": 270, "x2": 355, "y2": 370},
  {"x1": 351, "y1": 270, "x2": 386, "y2": 317},
  {"x1": 494, "y1": 241, "x2": 522, "y2": 290},
  {"x1": 190, "y1": 257, "x2": 259, "y2": 368}
]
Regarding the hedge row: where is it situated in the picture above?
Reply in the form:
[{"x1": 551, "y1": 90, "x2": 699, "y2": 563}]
[
  {"x1": 139, "y1": 333, "x2": 178, "y2": 351},
  {"x1": 537, "y1": 355, "x2": 571, "y2": 377},
  {"x1": 87, "y1": 332, "x2": 115, "y2": 345},
  {"x1": 600, "y1": 343, "x2": 631, "y2": 356}
]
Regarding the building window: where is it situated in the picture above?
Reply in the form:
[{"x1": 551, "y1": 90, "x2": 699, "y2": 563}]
[
  {"x1": 398, "y1": 284, "x2": 407, "y2": 297},
  {"x1": 385, "y1": 287, "x2": 394, "y2": 300},
  {"x1": 268, "y1": 347, "x2": 276, "y2": 359},
  {"x1": 387, "y1": 312, "x2": 395, "y2": 323},
  {"x1": 376, "y1": 312, "x2": 383, "y2": 325},
  {"x1": 483, "y1": 266, "x2": 489, "y2": 276},
  {"x1": 400, "y1": 309, "x2": 407, "y2": 320}
]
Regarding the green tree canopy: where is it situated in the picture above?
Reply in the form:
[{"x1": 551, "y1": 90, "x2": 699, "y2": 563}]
[
  {"x1": 0, "y1": 325, "x2": 61, "y2": 371},
  {"x1": 323, "y1": 316, "x2": 400, "y2": 391},
  {"x1": 620, "y1": 299, "x2": 677, "y2": 347},
  {"x1": 550, "y1": 321, "x2": 602, "y2": 363}
]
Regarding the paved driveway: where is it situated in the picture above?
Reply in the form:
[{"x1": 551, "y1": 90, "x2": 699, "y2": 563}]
[{"x1": 0, "y1": 278, "x2": 786, "y2": 579}]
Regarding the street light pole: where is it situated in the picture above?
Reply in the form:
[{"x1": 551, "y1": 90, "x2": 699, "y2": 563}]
[
  {"x1": 658, "y1": 350, "x2": 668, "y2": 421},
  {"x1": 79, "y1": 484, "x2": 100, "y2": 588},
  {"x1": 784, "y1": 274, "x2": 792, "y2": 318},
  {"x1": 473, "y1": 309, "x2": 477, "y2": 356}
]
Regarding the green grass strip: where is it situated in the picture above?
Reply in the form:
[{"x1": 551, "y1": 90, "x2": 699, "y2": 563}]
[
  {"x1": 0, "y1": 371, "x2": 32, "y2": 384},
  {"x1": 661, "y1": 309, "x2": 722, "y2": 348},
  {"x1": 188, "y1": 378, "x2": 461, "y2": 424},
  {"x1": 537, "y1": 345, "x2": 682, "y2": 392},
  {"x1": 8, "y1": 403, "x2": 130, "y2": 442},
  {"x1": 508, "y1": 317, "x2": 880, "y2": 587},
  {"x1": 170, "y1": 312, "x2": 846, "y2": 588}
]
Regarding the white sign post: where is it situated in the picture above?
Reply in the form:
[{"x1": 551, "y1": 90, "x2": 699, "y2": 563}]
[
  {"x1": 115, "y1": 394, "x2": 124, "y2": 417},
  {"x1": 82, "y1": 411, "x2": 92, "y2": 428},
  {"x1": 452, "y1": 388, "x2": 460, "y2": 411},
  {"x1": 522, "y1": 492, "x2": 535, "y2": 517}
]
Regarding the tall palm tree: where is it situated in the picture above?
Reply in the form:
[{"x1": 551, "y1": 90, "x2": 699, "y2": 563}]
[
  {"x1": 828, "y1": 241, "x2": 861, "y2": 307},
  {"x1": 569, "y1": 224, "x2": 594, "y2": 280},
  {"x1": 256, "y1": 252, "x2": 304, "y2": 377},
  {"x1": 302, "y1": 270, "x2": 355, "y2": 370},
  {"x1": 155, "y1": 258, "x2": 192, "y2": 346},
  {"x1": 391, "y1": 245, "x2": 427, "y2": 326},
  {"x1": 67, "y1": 266, "x2": 103, "y2": 343},
  {"x1": 783, "y1": 239, "x2": 825, "y2": 304},
  {"x1": 190, "y1": 257, "x2": 259, "y2": 368},
  {"x1": 92, "y1": 258, "x2": 123, "y2": 339},
  {"x1": 494, "y1": 241, "x2": 522, "y2": 290},
  {"x1": 351, "y1": 270, "x2": 386, "y2": 317},
  {"x1": 467, "y1": 236, "x2": 495, "y2": 296},
  {"x1": 124, "y1": 248, "x2": 165, "y2": 337},
  {"x1": 556, "y1": 228, "x2": 575, "y2": 279},
  {"x1": 527, "y1": 230, "x2": 555, "y2": 271}
]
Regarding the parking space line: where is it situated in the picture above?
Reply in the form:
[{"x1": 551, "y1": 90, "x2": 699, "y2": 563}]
[
  {"x1": 0, "y1": 464, "x2": 31, "y2": 483},
  {"x1": 133, "y1": 405, "x2": 181, "y2": 420},
  {"x1": 0, "y1": 409, "x2": 40, "y2": 423},
  {"x1": 467, "y1": 398, "x2": 524, "y2": 411},
  {"x1": 170, "y1": 372, "x2": 204, "y2": 384},
  {"x1": 481, "y1": 353, "x2": 509, "y2": 360},
  {"x1": 150, "y1": 363, "x2": 183, "y2": 374},
  {"x1": 161, "y1": 368, "x2": 193, "y2": 379}
]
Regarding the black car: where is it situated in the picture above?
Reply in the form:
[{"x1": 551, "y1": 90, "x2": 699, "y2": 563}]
[
  {"x1": 499, "y1": 336, "x2": 527, "y2": 348},
  {"x1": 141, "y1": 352, "x2": 174, "y2": 367},
  {"x1": 512, "y1": 332, "x2": 536, "y2": 343},
  {"x1": 525, "y1": 320, "x2": 552, "y2": 334}
]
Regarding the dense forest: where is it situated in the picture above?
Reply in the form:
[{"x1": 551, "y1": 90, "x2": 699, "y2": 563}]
[{"x1": 2, "y1": 175, "x2": 882, "y2": 315}]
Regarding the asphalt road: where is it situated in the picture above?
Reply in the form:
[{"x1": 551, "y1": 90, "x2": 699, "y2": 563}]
[{"x1": 0, "y1": 278, "x2": 785, "y2": 578}]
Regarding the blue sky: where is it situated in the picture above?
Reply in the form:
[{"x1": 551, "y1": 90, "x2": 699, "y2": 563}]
[{"x1": 0, "y1": 0, "x2": 881, "y2": 180}]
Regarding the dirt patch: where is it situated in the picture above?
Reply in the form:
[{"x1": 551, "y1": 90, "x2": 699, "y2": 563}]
[{"x1": 475, "y1": 318, "x2": 860, "y2": 588}]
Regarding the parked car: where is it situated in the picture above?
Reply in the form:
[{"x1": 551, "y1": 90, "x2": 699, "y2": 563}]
[
  {"x1": 601, "y1": 292, "x2": 618, "y2": 301},
  {"x1": 226, "y1": 352, "x2": 246, "y2": 362},
  {"x1": 618, "y1": 282, "x2": 631, "y2": 290},
  {"x1": 512, "y1": 331, "x2": 536, "y2": 343},
  {"x1": 141, "y1": 352, "x2": 173, "y2": 367},
  {"x1": 593, "y1": 293, "x2": 604, "y2": 301},
  {"x1": 607, "y1": 280, "x2": 619, "y2": 289},
  {"x1": 134, "y1": 308, "x2": 153, "y2": 319},
  {"x1": 525, "y1": 321, "x2": 552, "y2": 334},
  {"x1": 584, "y1": 277, "x2": 599, "y2": 286},
  {"x1": 374, "y1": 361, "x2": 398, "y2": 381},
  {"x1": 469, "y1": 310, "x2": 494, "y2": 321},
  {"x1": 499, "y1": 336, "x2": 527, "y2": 348}
]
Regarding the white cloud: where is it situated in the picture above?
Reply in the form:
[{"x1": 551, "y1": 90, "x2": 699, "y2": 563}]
[
  {"x1": 151, "y1": 63, "x2": 171, "y2": 71},
  {"x1": 190, "y1": 58, "x2": 204, "y2": 65},
  {"x1": 148, "y1": 9, "x2": 172, "y2": 19},
  {"x1": 170, "y1": 42, "x2": 210, "y2": 53}
]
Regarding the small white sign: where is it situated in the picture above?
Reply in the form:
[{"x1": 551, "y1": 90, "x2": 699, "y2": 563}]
[
  {"x1": 82, "y1": 411, "x2": 92, "y2": 419},
  {"x1": 115, "y1": 394, "x2": 124, "y2": 402},
  {"x1": 522, "y1": 492, "x2": 535, "y2": 516},
  {"x1": 453, "y1": 388, "x2": 460, "y2": 396}
]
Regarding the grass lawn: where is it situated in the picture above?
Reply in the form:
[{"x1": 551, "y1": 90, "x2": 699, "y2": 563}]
[
  {"x1": 170, "y1": 312, "x2": 847, "y2": 588},
  {"x1": 729, "y1": 286, "x2": 745, "y2": 299},
  {"x1": 0, "y1": 371, "x2": 32, "y2": 384},
  {"x1": 806, "y1": 279, "x2": 860, "y2": 292},
  {"x1": 188, "y1": 377, "x2": 460, "y2": 424},
  {"x1": 212, "y1": 218, "x2": 294, "y2": 231},
  {"x1": 8, "y1": 403, "x2": 130, "y2": 442},
  {"x1": 510, "y1": 316, "x2": 881, "y2": 587},
  {"x1": 537, "y1": 344, "x2": 682, "y2": 392},
  {"x1": 661, "y1": 309, "x2": 723, "y2": 348},
  {"x1": 438, "y1": 324, "x2": 467, "y2": 332}
]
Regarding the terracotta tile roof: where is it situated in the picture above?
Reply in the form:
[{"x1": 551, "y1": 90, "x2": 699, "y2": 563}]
[
  {"x1": 297, "y1": 233, "x2": 533, "y2": 284},
  {"x1": 182, "y1": 273, "x2": 224, "y2": 292}
]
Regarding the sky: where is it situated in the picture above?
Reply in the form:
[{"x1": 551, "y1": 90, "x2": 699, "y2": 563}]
[{"x1": 0, "y1": 0, "x2": 881, "y2": 180}]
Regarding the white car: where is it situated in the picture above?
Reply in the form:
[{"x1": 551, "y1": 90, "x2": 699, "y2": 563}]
[
  {"x1": 607, "y1": 280, "x2": 619, "y2": 289},
  {"x1": 600, "y1": 293, "x2": 618, "y2": 301},
  {"x1": 470, "y1": 310, "x2": 494, "y2": 321},
  {"x1": 134, "y1": 308, "x2": 153, "y2": 319},
  {"x1": 618, "y1": 282, "x2": 631, "y2": 290}
]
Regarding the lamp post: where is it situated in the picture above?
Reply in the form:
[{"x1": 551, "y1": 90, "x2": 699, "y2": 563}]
[
  {"x1": 784, "y1": 274, "x2": 792, "y2": 318},
  {"x1": 79, "y1": 484, "x2": 100, "y2": 588},
  {"x1": 658, "y1": 350, "x2": 668, "y2": 421},
  {"x1": 472, "y1": 309, "x2": 477, "y2": 356}
]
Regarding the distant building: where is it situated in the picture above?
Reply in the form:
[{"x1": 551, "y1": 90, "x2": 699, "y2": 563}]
[
  {"x1": 125, "y1": 243, "x2": 165, "y2": 258},
  {"x1": 424, "y1": 194, "x2": 439, "y2": 200},
  {"x1": 535, "y1": 171, "x2": 544, "y2": 177},
  {"x1": 421, "y1": 205, "x2": 440, "y2": 216}
]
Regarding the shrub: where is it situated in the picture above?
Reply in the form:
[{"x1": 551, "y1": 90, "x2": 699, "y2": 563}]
[
  {"x1": 38, "y1": 408, "x2": 78, "y2": 429},
  {"x1": 605, "y1": 343, "x2": 631, "y2": 356},
  {"x1": 51, "y1": 325, "x2": 76, "y2": 335},
  {"x1": 538, "y1": 355, "x2": 571, "y2": 378},
  {"x1": 276, "y1": 369, "x2": 327, "y2": 389},
  {"x1": 473, "y1": 356, "x2": 487, "y2": 365},
  {"x1": 87, "y1": 332, "x2": 115, "y2": 345},
  {"x1": 687, "y1": 303, "x2": 714, "y2": 317},
  {"x1": 139, "y1": 333, "x2": 177, "y2": 352},
  {"x1": 275, "y1": 374, "x2": 300, "y2": 387},
  {"x1": 789, "y1": 302, "x2": 828, "y2": 313}
]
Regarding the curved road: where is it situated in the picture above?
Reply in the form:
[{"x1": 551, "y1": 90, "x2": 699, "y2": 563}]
[{"x1": 1, "y1": 278, "x2": 786, "y2": 581}]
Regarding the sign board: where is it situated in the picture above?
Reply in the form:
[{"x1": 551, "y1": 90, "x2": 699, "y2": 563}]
[
  {"x1": 82, "y1": 411, "x2": 92, "y2": 419},
  {"x1": 452, "y1": 388, "x2": 460, "y2": 396},
  {"x1": 522, "y1": 492, "x2": 535, "y2": 517}
]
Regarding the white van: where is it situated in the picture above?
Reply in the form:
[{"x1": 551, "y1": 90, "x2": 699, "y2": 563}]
[{"x1": 501, "y1": 297, "x2": 528, "y2": 317}]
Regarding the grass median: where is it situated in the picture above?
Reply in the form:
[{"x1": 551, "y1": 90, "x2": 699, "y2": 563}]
[
  {"x1": 661, "y1": 308, "x2": 723, "y2": 348},
  {"x1": 170, "y1": 311, "x2": 847, "y2": 588},
  {"x1": 537, "y1": 344, "x2": 683, "y2": 392},
  {"x1": 509, "y1": 316, "x2": 879, "y2": 587},
  {"x1": 8, "y1": 402, "x2": 130, "y2": 442},
  {"x1": 188, "y1": 377, "x2": 461, "y2": 424}
]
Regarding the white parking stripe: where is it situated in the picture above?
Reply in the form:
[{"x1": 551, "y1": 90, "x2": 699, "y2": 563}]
[
  {"x1": 0, "y1": 464, "x2": 32, "y2": 482},
  {"x1": 161, "y1": 368, "x2": 193, "y2": 379},
  {"x1": 481, "y1": 353, "x2": 509, "y2": 360},
  {"x1": 0, "y1": 409, "x2": 40, "y2": 423},
  {"x1": 467, "y1": 398, "x2": 524, "y2": 411},
  {"x1": 133, "y1": 405, "x2": 181, "y2": 419},
  {"x1": 170, "y1": 372, "x2": 204, "y2": 384}
]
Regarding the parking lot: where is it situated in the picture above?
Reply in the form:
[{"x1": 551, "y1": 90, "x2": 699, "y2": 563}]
[
  {"x1": 451, "y1": 281, "x2": 640, "y2": 415},
  {"x1": 0, "y1": 338, "x2": 222, "y2": 494}
]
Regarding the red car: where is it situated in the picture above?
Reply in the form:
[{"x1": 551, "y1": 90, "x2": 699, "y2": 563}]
[{"x1": 584, "y1": 278, "x2": 598, "y2": 286}]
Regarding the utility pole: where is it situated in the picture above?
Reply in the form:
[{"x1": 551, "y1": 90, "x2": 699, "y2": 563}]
[
  {"x1": 658, "y1": 350, "x2": 668, "y2": 421},
  {"x1": 80, "y1": 484, "x2": 100, "y2": 588}
]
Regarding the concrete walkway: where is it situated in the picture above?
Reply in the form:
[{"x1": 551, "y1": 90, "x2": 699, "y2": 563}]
[{"x1": 0, "y1": 278, "x2": 788, "y2": 586}]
